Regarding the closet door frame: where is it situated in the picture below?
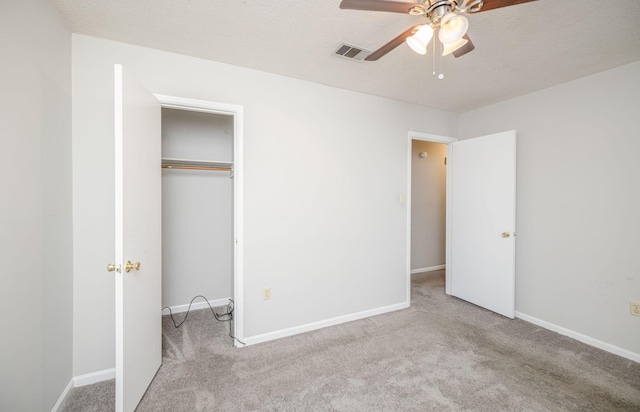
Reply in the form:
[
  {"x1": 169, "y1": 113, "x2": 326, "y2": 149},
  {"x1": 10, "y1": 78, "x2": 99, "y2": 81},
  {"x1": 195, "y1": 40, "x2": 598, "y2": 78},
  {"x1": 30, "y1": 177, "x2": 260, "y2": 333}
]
[{"x1": 155, "y1": 94, "x2": 244, "y2": 346}]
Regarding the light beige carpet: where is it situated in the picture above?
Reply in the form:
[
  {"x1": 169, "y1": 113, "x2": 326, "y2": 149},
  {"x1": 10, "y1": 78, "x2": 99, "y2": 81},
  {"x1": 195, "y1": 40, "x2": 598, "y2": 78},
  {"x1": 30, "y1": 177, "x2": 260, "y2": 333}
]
[{"x1": 61, "y1": 271, "x2": 640, "y2": 411}]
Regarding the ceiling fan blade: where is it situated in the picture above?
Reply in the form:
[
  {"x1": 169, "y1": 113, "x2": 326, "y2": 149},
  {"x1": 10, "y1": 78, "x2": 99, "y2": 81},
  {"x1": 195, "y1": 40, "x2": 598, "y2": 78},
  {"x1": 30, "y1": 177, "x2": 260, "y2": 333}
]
[
  {"x1": 340, "y1": 0, "x2": 422, "y2": 14},
  {"x1": 453, "y1": 35, "x2": 475, "y2": 58},
  {"x1": 364, "y1": 25, "x2": 421, "y2": 61},
  {"x1": 474, "y1": 0, "x2": 536, "y2": 13}
]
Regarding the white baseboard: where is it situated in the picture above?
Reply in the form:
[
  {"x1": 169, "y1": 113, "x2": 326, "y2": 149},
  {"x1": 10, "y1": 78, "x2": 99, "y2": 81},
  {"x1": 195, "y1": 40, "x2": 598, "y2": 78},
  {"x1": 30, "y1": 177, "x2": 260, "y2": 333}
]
[
  {"x1": 243, "y1": 301, "x2": 410, "y2": 346},
  {"x1": 51, "y1": 378, "x2": 74, "y2": 412},
  {"x1": 164, "y1": 297, "x2": 231, "y2": 314},
  {"x1": 515, "y1": 311, "x2": 640, "y2": 363},
  {"x1": 52, "y1": 368, "x2": 116, "y2": 411},
  {"x1": 73, "y1": 368, "x2": 116, "y2": 387},
  {"x1": 411, "y1": 264, "x2": 445, "y2": 275}
]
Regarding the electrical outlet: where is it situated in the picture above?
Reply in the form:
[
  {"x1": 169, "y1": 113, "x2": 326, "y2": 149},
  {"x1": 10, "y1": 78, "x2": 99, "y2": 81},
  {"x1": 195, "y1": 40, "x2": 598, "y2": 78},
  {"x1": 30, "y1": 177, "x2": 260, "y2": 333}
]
[
  {"x1": 631, "y1": 301, "x2": 640, "y2": 317},
  {"x1": 263, "y1": 287, "x2": 272, "y2": 300}
]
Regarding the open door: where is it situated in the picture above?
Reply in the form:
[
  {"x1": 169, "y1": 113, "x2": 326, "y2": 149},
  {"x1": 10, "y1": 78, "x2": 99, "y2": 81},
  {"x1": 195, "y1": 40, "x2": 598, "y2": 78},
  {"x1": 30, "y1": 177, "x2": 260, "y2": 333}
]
[
  {"x1": 113, "y1": 64, "x2": 162, "y2": 411},
  {"x1": 448, "y1": 130, "x2": 516, "y2": 318}
]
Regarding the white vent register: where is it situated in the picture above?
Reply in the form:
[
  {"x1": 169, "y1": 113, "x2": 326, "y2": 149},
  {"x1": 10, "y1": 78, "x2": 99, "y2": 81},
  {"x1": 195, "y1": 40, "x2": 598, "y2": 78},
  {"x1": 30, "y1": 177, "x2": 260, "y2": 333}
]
[{"x1": 333, "y1": 43, "x2": 371, "y2": 61}]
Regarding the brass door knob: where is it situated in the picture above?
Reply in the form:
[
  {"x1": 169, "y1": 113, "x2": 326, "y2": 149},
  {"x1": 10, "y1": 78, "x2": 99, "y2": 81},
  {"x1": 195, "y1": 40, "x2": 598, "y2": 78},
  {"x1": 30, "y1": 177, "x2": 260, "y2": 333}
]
[
  {"x1": 107, "y1": 263, "x2": 117, "y2": 272},
  {"x1": 125, "y1": 260, "x2": 141, "y2": 272},
  {"x1": 501, "y1": 232, "x2": 511, "y2": 238}
]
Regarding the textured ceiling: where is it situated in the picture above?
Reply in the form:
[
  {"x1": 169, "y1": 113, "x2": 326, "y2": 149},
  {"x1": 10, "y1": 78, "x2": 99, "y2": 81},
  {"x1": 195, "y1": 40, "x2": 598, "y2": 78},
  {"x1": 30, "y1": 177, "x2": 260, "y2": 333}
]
[{"x1": 51, "y1": 0, "x2": 640, "y2": 113}]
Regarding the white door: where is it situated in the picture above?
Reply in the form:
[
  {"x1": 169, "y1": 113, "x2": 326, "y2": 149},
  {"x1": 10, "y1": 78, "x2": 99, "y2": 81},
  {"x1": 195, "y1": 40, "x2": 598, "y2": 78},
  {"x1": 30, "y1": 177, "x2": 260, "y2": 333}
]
[
  {"x1": 448, "y1": 130, "x2": 516, "y2": 318},
  {"x1": 113, "y1": 64, "x2": 162, "y2": 412}
]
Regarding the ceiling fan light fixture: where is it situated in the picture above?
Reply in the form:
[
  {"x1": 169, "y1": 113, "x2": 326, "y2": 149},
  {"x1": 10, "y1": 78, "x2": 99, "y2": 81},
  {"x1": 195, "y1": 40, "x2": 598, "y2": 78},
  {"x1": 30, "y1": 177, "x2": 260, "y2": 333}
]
[
  {"x1": 406, "y1": 24, "x2": 434, "y2": 55},
  {"x1": 438, "y1": 12, "x2": 469, "y2": 44},
  {"x1": 442, "y1": 37, "x2": 469, "y2": 56}
]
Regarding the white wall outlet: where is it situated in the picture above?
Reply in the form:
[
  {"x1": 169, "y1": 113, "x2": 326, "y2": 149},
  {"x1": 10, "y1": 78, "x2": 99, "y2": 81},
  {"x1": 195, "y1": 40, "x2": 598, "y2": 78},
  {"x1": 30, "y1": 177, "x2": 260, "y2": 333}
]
[
  {"x1": 263, "y1": 287, "x2": 272, "y2": 300},
  {"x1": 630, "y1": 301, "x2": 640, "y2": 317}
]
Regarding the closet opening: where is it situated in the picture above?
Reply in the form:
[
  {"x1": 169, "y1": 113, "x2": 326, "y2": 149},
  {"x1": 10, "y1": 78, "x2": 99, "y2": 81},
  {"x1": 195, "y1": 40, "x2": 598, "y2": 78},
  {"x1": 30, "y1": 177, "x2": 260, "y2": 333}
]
[
  {"x1": 410, "y1": 139, "x2": 447, "y2": 280},
  {"x1": 157, "y1": 95, "x2": 244, "y2": 346},
  {"x1": 406, "y1": 132, "x2": 457, "y2": 299}
]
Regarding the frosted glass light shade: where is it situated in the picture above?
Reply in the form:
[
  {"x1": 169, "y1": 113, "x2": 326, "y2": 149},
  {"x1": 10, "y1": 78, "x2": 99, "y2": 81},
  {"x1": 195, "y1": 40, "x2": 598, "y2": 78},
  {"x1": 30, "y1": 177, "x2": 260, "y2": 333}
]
[
  {"x1": 406, "y1": 25, "x2": 434, "y2": 55},
  {"x1": 438, "y1": 12, "x2": 469, "y2": 44},
  {"x1": 442, "y1": 36, "x2": 469, "y2": 56}
]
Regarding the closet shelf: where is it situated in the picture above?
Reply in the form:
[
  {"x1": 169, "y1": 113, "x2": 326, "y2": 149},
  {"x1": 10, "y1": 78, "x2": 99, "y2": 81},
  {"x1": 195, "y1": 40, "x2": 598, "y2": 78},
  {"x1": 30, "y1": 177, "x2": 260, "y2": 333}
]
[{"x1": 161, "y1": 158, "x2": 233, "y2": 171}]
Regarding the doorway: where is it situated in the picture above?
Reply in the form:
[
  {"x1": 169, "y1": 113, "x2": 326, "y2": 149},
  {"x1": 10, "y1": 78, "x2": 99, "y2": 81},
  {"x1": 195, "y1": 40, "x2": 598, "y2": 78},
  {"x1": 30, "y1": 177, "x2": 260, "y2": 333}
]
[
  {"x1": 410, "y1": 139, "x2": 447, "y2": 275},
  {"x1": 406, "y1": 132, "x2": 457, "y2": 299},
  {"x1": 406, "y1": 130, "x2": 517, "y2": 317},
  {"x1": 161, "y1": 108, "x2": 234, "y2": 315},
  {"x1": 156, "y1": 94, "x2": 244, "y2": 344}
]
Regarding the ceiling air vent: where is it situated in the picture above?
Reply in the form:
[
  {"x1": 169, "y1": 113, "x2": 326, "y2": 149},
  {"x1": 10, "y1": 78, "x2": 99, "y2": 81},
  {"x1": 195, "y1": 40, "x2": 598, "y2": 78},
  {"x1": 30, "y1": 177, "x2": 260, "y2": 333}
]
[{"x1": 333, "y1": 43, "x2": 370, "y2": 62}]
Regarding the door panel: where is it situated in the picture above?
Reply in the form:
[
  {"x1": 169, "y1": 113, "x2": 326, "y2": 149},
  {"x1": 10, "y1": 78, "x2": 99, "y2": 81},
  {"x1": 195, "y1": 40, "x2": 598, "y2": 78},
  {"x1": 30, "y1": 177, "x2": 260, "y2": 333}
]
[
  {"x1": 449, "y1": 130, "x2": 516, "y2": 318},
  {"x1": 114, "y1": 64, "x2": 162, "y2": 412}
]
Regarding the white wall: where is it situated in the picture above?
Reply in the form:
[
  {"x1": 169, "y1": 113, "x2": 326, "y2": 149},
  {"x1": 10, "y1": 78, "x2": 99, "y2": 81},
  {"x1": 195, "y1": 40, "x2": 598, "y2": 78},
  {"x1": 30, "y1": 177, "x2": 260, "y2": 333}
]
[
  {"x1": 0, "y1": 0, "x2": 73, "y2": 410},
  {"x1": 459, "y1": 61, "x2": 640, "y2": 357},
  {"x1": 411, "y1": 141, "x2": 447, "y2": 271},
  {"x1": 71, "y1": 34, "x2": 458, "y2": 375},
  {"x1": 162, "y1": 109, "x2": 233, "y2": 307}
]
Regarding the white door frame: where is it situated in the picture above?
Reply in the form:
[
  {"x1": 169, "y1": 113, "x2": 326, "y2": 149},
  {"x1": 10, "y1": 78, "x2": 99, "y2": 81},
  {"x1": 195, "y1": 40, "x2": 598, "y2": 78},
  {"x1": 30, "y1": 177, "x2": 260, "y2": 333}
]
[
  {"x1": 155, "y1": 94, "x2": 245, "y2": 345},
  {"x1": 406, "y1": 131, "x2": 457, "y2": 300}
]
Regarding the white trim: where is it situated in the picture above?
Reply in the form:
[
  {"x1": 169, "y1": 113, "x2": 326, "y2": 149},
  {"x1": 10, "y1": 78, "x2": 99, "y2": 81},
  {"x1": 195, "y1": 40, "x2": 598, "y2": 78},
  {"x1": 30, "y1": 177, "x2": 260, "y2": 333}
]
[
  {"x1": 515, "y1": 311, "x2": 640, "y2": 363},
  {"x1": 445, "y1": 144, "x2": 453, "y2": 296},
  {"x1": 233, "y1": 104, "x2": 244, "y2": 347},
  {"x1": 409, "y1": 131, "x2": 459, "y2": 145},
  {"x1": 73, "y1": 368, "x2": 116, "y2": 387},
  {"x1": 407, "y1": 131, "x2": 458, "y2": 301},
  {"x1": 410, "y1": 264, "x2": 446, "y2": 275},
  {"x1": 406, "y1": 136, "x2": 413, "y2": 308},
  {"x1": 51, "y1": 379, "x2": 74, "y2": 412},
  {"x1": 163, "y1": 297, "x2": 231, "y2": 314},
  {"x1": 113, "y1": 64, "x2": 125, "y2": 410},
  {"x1": 52, "y1": 367, "x2": 118, "y2": 411},
  {"x1": 154, "y1": 94, "x2": 244, "y2": 116},
  {"x1": 243, "y1": 302, "x2": 409, "y2": 346},
  {"x1": 154, "y1": 94, "x2": 244, "y2": 345}
]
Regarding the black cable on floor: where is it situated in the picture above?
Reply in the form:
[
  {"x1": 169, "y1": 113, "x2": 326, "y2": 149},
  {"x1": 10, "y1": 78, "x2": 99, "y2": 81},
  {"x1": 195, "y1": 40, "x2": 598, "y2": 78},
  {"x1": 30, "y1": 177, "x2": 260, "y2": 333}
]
[{"x1": 162, "y1": 295, "x2": 245, "y2": 345}]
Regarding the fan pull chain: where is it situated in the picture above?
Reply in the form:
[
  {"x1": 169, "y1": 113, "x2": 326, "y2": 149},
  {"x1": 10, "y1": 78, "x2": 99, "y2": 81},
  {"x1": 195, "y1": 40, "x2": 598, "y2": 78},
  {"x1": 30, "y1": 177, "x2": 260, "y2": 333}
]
[
  {"x1": 432, "y1": 36, "x2": 445, "y2": 80},
  {"x1": 432, "y1": 39, "x2": 436, "y2": 77}
]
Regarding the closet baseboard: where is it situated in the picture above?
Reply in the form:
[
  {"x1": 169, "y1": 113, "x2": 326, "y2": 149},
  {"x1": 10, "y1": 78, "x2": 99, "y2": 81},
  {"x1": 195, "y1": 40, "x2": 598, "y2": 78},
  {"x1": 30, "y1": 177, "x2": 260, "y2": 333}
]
[
  {"x1": 165, "y1": 297, "x2": 232, "y2": 314},
  {"x1": 73, "y1": 368, "x2": 115, "y2": 387},
  {"x1": 410, "y1": 264, "x2": 445, "y2": 275}
]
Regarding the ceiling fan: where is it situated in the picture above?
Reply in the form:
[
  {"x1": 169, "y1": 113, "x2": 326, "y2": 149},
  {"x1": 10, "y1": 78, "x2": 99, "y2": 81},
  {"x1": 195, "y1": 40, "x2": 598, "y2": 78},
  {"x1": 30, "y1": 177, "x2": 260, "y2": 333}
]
[{"x1": 339, "y1": 0, "x2": 536, "y2": 61}]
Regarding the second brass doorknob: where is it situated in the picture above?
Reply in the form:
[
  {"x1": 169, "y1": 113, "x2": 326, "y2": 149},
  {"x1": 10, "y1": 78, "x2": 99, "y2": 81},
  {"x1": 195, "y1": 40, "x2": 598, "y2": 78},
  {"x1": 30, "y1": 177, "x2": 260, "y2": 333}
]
[{"x1": 125, "y1": 260, "x2": 141, "y2": 272}]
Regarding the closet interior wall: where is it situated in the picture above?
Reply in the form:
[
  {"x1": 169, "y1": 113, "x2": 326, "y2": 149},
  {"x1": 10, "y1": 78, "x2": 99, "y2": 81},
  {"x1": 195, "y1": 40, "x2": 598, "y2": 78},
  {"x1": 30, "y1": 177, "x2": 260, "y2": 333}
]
[
  {"x1": 161, "y1": 108, "x2": 234, "y2": 308},
  {"x1": 411, "y1": 140, "x2": 447, "y2": 271}
]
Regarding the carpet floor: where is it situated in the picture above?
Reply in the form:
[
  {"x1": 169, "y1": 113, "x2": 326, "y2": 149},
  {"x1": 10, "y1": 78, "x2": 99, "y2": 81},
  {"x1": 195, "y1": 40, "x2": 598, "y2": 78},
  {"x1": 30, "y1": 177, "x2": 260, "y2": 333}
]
[{"x1": 61, "y1": 271, "x2": 640, "y2": 411}]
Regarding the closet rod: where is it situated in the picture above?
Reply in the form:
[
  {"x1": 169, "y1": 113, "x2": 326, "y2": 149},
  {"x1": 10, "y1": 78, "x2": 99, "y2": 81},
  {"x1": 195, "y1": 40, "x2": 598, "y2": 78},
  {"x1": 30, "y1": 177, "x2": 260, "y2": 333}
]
[{"x1": 162, "y1": 165, "x2": 232, "y2": 172}]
